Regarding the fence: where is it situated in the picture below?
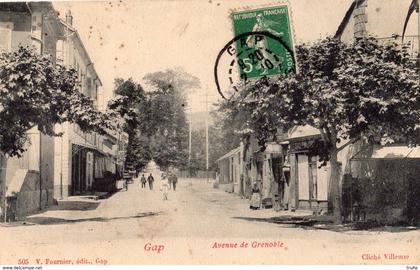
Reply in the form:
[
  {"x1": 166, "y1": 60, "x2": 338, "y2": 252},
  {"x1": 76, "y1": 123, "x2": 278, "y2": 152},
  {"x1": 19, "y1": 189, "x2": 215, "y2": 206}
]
[{"x1": 377, "y1": 35, "x2": 419, "y2": 59}]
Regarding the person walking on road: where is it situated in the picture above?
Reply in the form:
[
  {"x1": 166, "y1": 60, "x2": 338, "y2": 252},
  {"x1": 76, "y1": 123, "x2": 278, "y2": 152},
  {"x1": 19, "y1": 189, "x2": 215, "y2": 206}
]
[
  {"x1": 169, "y1": 173, "x2": 178, "y2": 191},
  {"x1": 167, "y1": 172, "x2": 172, "y2": 190},
  {"x1": 160, "y1": 174, "x2": 170, "y2": 200},
  {"x1": 147, "y1": 173, "x2": 154, "y2": 190},
  {"x1": 140, "y1": 174, "x2": 147, "y2": 189}
]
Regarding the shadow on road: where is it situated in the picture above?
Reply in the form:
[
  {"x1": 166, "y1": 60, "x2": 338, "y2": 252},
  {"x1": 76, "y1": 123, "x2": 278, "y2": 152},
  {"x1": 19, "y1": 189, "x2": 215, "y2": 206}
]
[
  {"x1": 23, "y1": 211, "x2": 161, "y2": 226},
  {"x1": 232, "y1": 216, "x2": 419, "y2": 233},
  {"x1": 48, "y1": 200, "x2": 101, "y2": 211},
  {"x1": 233, "y1": 216, "x2": 318, "y2": 227}
]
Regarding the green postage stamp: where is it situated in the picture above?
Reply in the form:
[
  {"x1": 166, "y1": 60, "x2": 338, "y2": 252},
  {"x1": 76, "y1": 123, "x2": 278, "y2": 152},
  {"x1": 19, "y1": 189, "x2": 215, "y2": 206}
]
[{"x1": 232, "y1": 5, "x2": 295, "y2": 80}]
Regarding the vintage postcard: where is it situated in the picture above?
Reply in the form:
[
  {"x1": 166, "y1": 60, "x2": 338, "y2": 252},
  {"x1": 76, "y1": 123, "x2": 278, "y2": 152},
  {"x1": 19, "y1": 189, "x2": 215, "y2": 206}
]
[{"x1": 0, "y1": 0, "x2": 419, "y2": 267}]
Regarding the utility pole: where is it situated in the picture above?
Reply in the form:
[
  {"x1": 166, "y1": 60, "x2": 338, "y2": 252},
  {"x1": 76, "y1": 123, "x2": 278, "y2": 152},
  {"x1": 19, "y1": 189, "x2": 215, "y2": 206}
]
[
  {"x1": 199, "y1": 91, "x2": 217, "y2": 183},
  {"x1": 205, "y1": 91, "x2": 209, "y2": 183},
  {"x1": 189, "y1": 117, "x2": 192, "y2": 160},
  {"x1": 187, "y1": 107, "x2": 192, "y2": 178}
]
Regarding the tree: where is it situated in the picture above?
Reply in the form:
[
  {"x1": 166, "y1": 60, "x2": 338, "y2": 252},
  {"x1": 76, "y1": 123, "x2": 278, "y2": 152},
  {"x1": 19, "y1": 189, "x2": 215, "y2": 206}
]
[
  {"x1": 143, "y1": 67, "x2": 200, "y2": 96},
  {"x1": 108, "y1": 78, "x2": 148, "y2": 171},
  {"x1": 224, "y1": 37, "x2": 419, "y2": 222},
  {"x1": 143, "y1": 68, "x2": 200, "y2": 170},
  {"x1": 0, "y1": 46, "x2": 113, "y2": 214},
  {"x1": 189, "y1": 126, "x2": 226, "y2": 174},
  {"x1": 212, "y1": 103, "x2": 245, "y2": 151},
  {"x1": 0, "y1": 46, "x2": 112, "y2": 156}
]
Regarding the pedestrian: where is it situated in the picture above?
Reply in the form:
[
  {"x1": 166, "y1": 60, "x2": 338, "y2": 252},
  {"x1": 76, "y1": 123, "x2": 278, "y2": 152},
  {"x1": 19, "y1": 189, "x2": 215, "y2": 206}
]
[
  {"x1": 160, "y1": 175, "x2": 170, "y2": 200},
  {"x1": 147, "y1": 173, "x2": 154, "y2": 190},
  {"x1": 167, "y1": 172, "x2": 173, "y2": 190},
  {"x1": 250, "y1": 183, "x2": 261, "y2": 210},
  {"x1": 170, "y1": 173, "x2": 178, "y2": 191},
  {"x1": 140, "y1": 174, "x2": 147, "y2": 189}
]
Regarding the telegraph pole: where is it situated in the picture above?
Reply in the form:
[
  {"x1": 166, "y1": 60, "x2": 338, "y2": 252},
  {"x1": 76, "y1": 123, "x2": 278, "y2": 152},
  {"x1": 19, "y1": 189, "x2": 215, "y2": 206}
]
[
  {"x1": 205, "y1": 92, "x2": 209, "y2": 183},
  {"x1": 188, "y1": 108, "x2": 192, "y2": 178},
  {"x1": 199, "y1": 90, "x2": 217, "y2": 183}
]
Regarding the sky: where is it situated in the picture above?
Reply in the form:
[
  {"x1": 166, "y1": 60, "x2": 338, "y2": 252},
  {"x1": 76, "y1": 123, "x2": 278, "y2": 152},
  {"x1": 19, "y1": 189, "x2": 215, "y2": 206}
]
[{"x1": 52, "y1": 0, "x2": 417, "y2": 113}]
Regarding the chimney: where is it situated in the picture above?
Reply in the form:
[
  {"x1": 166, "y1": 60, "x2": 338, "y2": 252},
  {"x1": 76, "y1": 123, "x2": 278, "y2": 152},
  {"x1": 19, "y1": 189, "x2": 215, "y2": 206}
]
[
  {"x1": 65, "y1": 10, "x2": 73, "y2": 26},
  {"x1": 353, "y1": 0, "x2": 368, "y2": 39}
]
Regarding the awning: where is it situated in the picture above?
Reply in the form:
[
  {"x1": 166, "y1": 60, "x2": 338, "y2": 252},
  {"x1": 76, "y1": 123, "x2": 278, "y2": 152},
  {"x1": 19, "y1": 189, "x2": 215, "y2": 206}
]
[
  {"x1": 72, "y1": 142, "x2": 112, "y2": 157},
  {"x1": 371, "y1": 146, "x2": 420, "y2": 159},
  {"x1": 216, "y1": 146, "x2": 241, "y2": 162}
]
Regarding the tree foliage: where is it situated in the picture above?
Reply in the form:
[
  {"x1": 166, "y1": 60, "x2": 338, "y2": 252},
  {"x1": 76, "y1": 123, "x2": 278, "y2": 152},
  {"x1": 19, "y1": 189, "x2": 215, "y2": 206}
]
[
  {"x1": 0, "y1": 46, "x2": 113, "y2": 157},
  {"x1": 224, "y1": 37, "x2": 419, "y2": 161},
  {"x1": 108, "y1": 78, "x2": 146, "y2": 130},
  {"x1": 107, "y1": 79, "x2": 148, "y2": 171},
  {"x1": 144, "y1": 68, "x2": 199, "y2": 170},
  {"x1": 143, "y1": 67, "x2": 200, "y2": 95}
]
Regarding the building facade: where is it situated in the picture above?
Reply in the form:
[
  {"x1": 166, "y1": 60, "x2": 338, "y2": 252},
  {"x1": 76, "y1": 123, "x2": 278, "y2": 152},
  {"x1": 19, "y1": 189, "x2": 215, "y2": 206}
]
[
  {"x1": 333, "y1": 0, "x2": 419, "y2": 223},
  {"x1": 0, "y1": 2, "x2": 61, "y2": 220},
  {"x1": 216, "y1": 146, "x2": 242, "y2": 193},
  {"x1": 286, "y1": 126, "x2": 330, "y2": 212},
  {"x1": 217, "y1": 136, "x2": 285, "y2": 209},
  {"x1": 0, "y1": 2, "x2": 120, "y2": 220},
  {"x1": 51, "y1": 10, "x2": 121, "y2": 198}
]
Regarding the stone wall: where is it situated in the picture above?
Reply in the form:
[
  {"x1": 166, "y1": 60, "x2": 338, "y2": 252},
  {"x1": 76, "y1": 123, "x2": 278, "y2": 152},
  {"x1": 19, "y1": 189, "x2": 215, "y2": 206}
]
[{"x1": 6, "y1": 170, "x2": 54, "y2": 221}]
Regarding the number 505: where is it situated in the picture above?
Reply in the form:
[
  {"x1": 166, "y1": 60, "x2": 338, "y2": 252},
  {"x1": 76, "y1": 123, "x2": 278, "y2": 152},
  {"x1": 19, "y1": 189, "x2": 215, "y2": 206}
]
[{"x1": 18, "y1": 259, "x2": 29, "y2": 265}]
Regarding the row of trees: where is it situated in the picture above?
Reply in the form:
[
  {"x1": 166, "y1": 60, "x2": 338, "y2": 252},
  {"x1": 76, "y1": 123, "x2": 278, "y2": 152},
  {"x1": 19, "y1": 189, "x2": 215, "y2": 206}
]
[
  {"x1": 218, "y1": 37, "x2": 419, "y2": 221},
  {"x1": 109, "y1": 68, "x2": 200, "y2": 172}
]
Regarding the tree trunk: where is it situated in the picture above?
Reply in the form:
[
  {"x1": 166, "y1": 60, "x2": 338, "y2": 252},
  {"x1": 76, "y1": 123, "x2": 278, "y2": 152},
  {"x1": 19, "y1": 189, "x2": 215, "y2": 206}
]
[
  {"x1": 0, "y1": 152, "x2": 8, "y2": 222},
  {"x1": 329, "y1": 146, "x2": 343, "y2": 224}
]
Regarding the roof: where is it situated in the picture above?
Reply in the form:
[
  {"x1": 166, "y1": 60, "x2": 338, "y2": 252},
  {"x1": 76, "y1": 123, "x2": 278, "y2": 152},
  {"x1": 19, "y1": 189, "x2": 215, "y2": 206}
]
[
  {"x1": 335, "y1": 0, "x2": 419, "y2": 39},
  {"x1": 288, "y1": 125, "x2": 320, "y2": 140},
  {"x1": 0, "y1": 2, "x2": 30, "y2": 13},
  {"x1": 216, "y1": 146, "x2": 241, "y2": 162}
]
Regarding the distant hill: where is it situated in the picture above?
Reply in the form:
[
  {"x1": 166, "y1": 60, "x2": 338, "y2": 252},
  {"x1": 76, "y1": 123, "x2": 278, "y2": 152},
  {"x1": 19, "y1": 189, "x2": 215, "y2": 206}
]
[{"x1": 187, "y1": 111, "x2": 215, "y2": 131}]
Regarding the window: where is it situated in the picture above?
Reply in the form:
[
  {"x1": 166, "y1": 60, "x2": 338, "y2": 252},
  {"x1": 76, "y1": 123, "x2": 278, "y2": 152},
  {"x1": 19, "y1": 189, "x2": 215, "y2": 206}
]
[
  {"x1": 0, "y1": 23, "x2": 13, "y2": 52},
  {"x1": 86, "y1": 77, "x2": 92, "y2": 89},
  {"x1": 56, "y1": 40, "x2": 64, "y2": 63}
]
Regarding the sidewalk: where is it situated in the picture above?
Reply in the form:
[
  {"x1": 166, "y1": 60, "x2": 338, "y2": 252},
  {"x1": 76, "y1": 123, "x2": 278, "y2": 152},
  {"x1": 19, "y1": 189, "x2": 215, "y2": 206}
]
[
  {"x1": 190, "y1": 178, "x2": 316, "y2": 219},
  {"x1": 201, "y1": 179, "x2": 419, "y2": 232},
  {"x1": 0, "y1": 193, "x2": 105, "y2": 227}
]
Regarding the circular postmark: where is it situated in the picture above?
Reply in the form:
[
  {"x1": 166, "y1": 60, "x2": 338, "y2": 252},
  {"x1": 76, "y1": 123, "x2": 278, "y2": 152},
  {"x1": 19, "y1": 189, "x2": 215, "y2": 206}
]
[{"x1": 214, "y1": 31, "x2": 296, "y2": 100}]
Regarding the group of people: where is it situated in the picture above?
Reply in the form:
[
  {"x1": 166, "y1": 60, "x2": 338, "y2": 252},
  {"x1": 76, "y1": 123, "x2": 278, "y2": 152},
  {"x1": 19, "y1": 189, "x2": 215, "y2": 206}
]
[
  {"x1": 139, "y1": 172, "x2": 178, "y2": 201},
  {"x1": 140, "y1": 173, "x2": 156, "y2": 190}
]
